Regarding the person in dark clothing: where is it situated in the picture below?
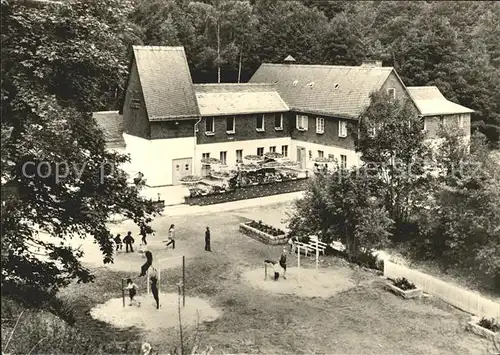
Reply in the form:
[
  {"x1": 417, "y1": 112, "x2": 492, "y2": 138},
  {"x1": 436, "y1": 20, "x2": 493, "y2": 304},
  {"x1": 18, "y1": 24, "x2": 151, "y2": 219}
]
[
  {"x1": 139, "y1": 251, "x2": 153, "y2": 277},
  {"x1": 279, "y1": 248, "x2": 287, "y2": 279},
  {"x1": 165, "y1": 224, "x2": 175, "y2": 249},
  {"x1": 123, "y1": 231, "x2": 134, "y2": 253},
  {"x1": 114, "y1": 234, "x2": 122, "y2": 251},
  {"x1": 150, "y1": 275, "x2": 160, "y2": 309},
  {"x1": 139, "y1": 224, "x2": 147, "y2": 246},
  {"x1": 205, "y1": 227, "x2": 211, "y2": 251},
  {"x1": 124, "y1": 278, "x2": 139, "y2": 306}
]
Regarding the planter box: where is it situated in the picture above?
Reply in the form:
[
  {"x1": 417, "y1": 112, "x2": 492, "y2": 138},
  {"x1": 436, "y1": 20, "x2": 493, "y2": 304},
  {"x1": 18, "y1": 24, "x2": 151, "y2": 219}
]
[
  {"x1": 466, "y1": 320, "x2": 499, "y2": 341},
  {"x1": 239, "y1": 223, "x2": 288, "y2": 245},
  {"x1": 386, "y1": 282, "x2": 423, "y2": 299}
]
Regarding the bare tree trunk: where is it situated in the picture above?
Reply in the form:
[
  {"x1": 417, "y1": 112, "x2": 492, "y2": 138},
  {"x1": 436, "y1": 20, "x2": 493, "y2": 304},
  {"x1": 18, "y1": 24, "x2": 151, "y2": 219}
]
[
  {"x1": 237, "y1": 50, "x2": 242, "y2": 83},
  {"x1": 217, "y1": 21, "x2": 221, "y2": 83}
]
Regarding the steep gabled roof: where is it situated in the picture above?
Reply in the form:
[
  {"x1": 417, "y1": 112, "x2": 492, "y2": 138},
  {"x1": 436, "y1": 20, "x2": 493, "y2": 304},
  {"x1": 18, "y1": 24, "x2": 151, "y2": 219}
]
[
  {"x1": 132, "y1": 46, "x2": 199, "y2": 121},
  {"x1": 93, "y1": 111, "x2": 125, "y2": 147},
  {"x1": 194, "y1": 83, "x2": 289, "y2": 116},
  {"x1": 248, "y1": 63, "x2": 394, "y2": 118},
  {"x1": 407, "y1": 86, "x2": 474, "y2": 116}
]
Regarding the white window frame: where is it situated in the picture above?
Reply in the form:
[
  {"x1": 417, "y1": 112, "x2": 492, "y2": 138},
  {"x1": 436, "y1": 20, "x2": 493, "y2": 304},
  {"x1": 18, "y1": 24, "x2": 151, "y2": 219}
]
[
  {"x1": 316, "y1": 117, "x2": 324, "y2": 134},
  {"x1": 387, "y1": 88, "x2": 396, "y2": 100},
  {"x1": 202, "y1": 152, "x2": 210, "y2": 159},
  {"x1": 420, "y1": 117, "x2": 427, "y2": 131},
  {"x1": 226, "y1": 116, "x2": 235, "y2": 134},
  {"x1": 368, "y1": 127, "x2": 377, "y2": 138},
  {"x1": 296, "y1": 115, "x2": 308, "y2": 131},
  {"x1": 236, "y1": 149, "x2": 243, "y2": 163},
  {"x1": 220, "y1": 151, "x2": 227, "y2": 165},
  {"x1": 269, "y1": 146, "x2": 276, "y2": 153},
  {"x1": 257, "y1": 147, "x2": 264, "y2": 156},
  {"x1": 318, "y1": 150, "x2": 324, "y2": 158},
  {"x1": 458, "y1": 114, "x2": 464, "y2": 128},
  {"x1": 274, "y1": 113, "x2": 283, "y2": 131},
  {"x1": 205, "y1": 117, "x2": 215, "y2": 135},
  {"x1": 338, "y1": 120, "x2": 347, "y2": 138},
  {"x1": 256, "y1": 114, "x2": 265, "y2": 132},
  {"x1": 281, "y1": 145, "x2": 288, "y2": 157}
]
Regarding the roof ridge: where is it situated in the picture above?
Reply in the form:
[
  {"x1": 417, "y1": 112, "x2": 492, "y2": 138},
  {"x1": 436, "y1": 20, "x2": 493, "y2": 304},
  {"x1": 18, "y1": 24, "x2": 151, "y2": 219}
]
[
  {"x1": 193, "y1": 83, "x2": 274, "y2": 86},
  {"x1": 260, "y1": 63, "x2": 394, "y2": 70}
]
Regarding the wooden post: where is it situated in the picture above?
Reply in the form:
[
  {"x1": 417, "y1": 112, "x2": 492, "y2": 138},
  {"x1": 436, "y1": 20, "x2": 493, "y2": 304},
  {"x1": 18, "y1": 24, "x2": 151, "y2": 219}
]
[
  {"x1": 122, "y1": 279, "x2": 125, "y2": 308},
  {"x1": 316, "y1": 238, "x2": 319, "y2": 270},
  {"x1": 182, "y1": 255, "x2": 186, "y2": 307},
  {"x1": 147, "y1": 268, "x2": 150, "y2": 295},
  {"x1": 297, "y1": 245, "x2": 301, "y2": 284},
  {"x1": 264, "y1": 262, "x2": 267, "y2": 280}
]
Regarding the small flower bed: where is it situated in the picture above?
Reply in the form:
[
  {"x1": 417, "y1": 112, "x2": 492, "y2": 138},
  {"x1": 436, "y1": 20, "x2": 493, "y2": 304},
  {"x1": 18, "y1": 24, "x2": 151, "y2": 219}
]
[
  {"x1": 262, "y1": 161, "x2": 282, "y2": 168},
  {"x1": 239, "y1": 164, "x2": 261, "y2": 172},
  {"x1": 244, "y1": 155, "x2": 263, "y2": 161},
  {"x1": 392, "y1": 277, "x2": 416, "y2": 291},
  {"x1": 313, "y1": 157, "x2": 334, "y2": 162},
  {"x1": 281, "y1": 160, "x2": 300, "y2": 167},
  {"x1": 210, "y1": 171, "x2": 233, "y2": 179},
  {"x1": 478, "y1": 317, "x2": 500, "y2": 332},
  {"x1": 247, "y1": 220, "x2": 285, "y2": 236}
]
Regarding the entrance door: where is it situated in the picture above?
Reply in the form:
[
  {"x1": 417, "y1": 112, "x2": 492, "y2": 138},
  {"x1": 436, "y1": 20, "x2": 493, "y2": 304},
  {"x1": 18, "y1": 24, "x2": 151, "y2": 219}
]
[
  {"x1": 172, "y1": 158, "x2": 193, "y2": 185},
  {"x1": 297, "y1": 147, "x2": 306, "y2": 169}
]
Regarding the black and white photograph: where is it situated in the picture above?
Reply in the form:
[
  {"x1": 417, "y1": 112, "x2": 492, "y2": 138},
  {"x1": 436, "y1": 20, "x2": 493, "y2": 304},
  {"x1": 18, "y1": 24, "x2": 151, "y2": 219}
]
[{"x1": 1, "y1": 0, "x2": 499, "y2": 354}]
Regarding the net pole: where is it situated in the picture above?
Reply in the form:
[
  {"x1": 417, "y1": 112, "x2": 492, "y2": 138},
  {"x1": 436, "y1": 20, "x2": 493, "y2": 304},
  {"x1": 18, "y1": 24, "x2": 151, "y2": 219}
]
[
  {"x1": 122, "y1": 279, "x2": 125, "y2": 308},
  {"x1": 316, "y1": 238, "x2": 319, "y2": 270},
  {"x1": 182, "y1": 255, "x2": 186, "y2": 307},
  {"x1": 264, "y1": 263, "x2": 267, "y2": 280},
  {"x1": 297, "y1": 245, "x2": 301, "y2": 284}
]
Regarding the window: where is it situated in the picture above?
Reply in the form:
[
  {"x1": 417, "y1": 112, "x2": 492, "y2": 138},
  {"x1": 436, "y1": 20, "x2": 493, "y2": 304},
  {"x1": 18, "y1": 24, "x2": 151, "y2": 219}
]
[
  {"x1": 420, "y1": 117, "x2": 426, "y2": 131},
  {"x1": 269, "y1": 146, "x2": 276, "y2": 153},
  {"x1": 316, "y1": 117, "x2": 324, "y2": 134},
  {"x1": 202, "y1": 153, "x2": 210, "y2": 159},
  {"x1": 130, "y1": 99, "x2": 141, "y2": 109},
  {"x1": 274, "y1": 113, "x2": 283, "y2": 130},
  {"x1": 281, "y1": 145, "x2": 288, "y2": 157},
  {"x1": 220, "y1": 151, "x2": 227, "y2": 165},
  {"x1": 226, "y1": 116, "x2": 235, "y2": 134},
  {"x1": 318, "y1": 150, "x2": 324, "y2": 158},
  {"x1": 236, "y1": 149, "x2": 243, "y2": 163},
  {"x1": 296, "y1": 115, "x2": 308, "y2": 131},
  {"x1": 338, "y1": 120, "x2": 347, "y2": 137},
  {"x1": 205, "y1": 117, "x2": 214, "y2": 134},
  {"x1": 340, "y1": 155, "x2": 347, "y2": 169},
  {"x1": 257, "y1": 147, "x2": 264, "y2": 156},
  {"x1": 458, "y1": 114, "x2": 464, "y2": 128},
  {"x1": 328, "y1": 154, "x2": 335, "y2": 161},
  {"x1": 368, "y1": 127, "x2": 376, "y2": 138},
  {"x1": 256, "y1": 115, "x2": 265, "y2": 131},
  {"x1": 387, "y1": 88, "x2": 396, "y2": 100}
]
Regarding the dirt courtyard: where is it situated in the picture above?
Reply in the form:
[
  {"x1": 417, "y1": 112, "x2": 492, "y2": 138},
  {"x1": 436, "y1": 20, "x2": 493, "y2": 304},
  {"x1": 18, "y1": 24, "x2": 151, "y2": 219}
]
[{"x1": 242, "y1": 266, "x2": 359, "y2": 298}]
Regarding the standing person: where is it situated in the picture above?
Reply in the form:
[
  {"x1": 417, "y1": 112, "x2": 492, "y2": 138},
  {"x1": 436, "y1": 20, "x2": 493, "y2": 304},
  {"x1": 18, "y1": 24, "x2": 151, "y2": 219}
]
[
  {"x1": 124, "y1": 278, "x2": 140, "y2": 306},
  {"x1": 288, "y1": 235, "x2": 294, "y2": 253},
  {"x1": 139, "y1": 223, "x2": 148, "y2": 246},
  {"x1": 165, "y1": 224, "x2": 175, "y2": 249},
  {"x1": 279, "y1": 248, "x2": 287, "y2": 279},
  {"x1": 123, "y1": 231, "x2": 134, "y2": 253},
  {"x1": 114, "y1": 234, "x2": 123, "y2": 251},
  {"x1": 150, "y1": 274, "x2": 160, "y2": 309},
  {"x1": 139, "y1": 251, "x2": 153, "y2": 277},
  {"x1": 205, "y1": 226, "x2": 211, "y2": 252}
]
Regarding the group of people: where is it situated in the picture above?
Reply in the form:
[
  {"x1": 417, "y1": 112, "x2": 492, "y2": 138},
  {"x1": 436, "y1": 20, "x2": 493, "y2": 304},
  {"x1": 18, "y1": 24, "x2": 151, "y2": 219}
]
[
  {"x1": 265, "y1": 247, "x2": 288, "y2": 281},
  {"x1": 113, "y1": 224, "x2": 177, "y2": 253}
]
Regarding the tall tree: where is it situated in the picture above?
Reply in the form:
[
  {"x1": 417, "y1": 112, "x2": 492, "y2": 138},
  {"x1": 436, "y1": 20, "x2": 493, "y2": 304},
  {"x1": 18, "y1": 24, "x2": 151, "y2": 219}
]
[{"x1": 1, "y1": 0, "x2": 160, "y2": 303}]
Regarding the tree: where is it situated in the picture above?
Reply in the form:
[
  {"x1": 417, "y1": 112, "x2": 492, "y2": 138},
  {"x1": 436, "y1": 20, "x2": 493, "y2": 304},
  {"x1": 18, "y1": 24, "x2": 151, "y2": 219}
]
[
  {"x1": 1, "y1": 0, "x2": 160, "y2": 304},
  {"x1": 356, "y1": 92, "x2": 430, "y2": 234},
  {"x1": 287, "y1": 168, "x2": 393, "y2": 262}
]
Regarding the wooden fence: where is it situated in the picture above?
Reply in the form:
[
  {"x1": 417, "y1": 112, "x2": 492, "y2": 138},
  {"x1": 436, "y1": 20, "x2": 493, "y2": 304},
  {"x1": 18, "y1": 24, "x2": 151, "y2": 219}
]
[{"x1": 384, "y1": 260, "x2": 500, "y2": 321}]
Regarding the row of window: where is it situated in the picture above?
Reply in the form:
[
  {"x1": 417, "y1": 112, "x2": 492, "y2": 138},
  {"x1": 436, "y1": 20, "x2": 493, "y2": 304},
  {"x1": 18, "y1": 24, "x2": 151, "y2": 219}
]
[
  {"x1": 314, "y1": 151, "x2": 347, "y2": 168},
  {"x1": 204, "y1": 114, "x2": 349, "y2": 137},
  {"x1": 202, "y1": 146, "x2": 289, "y2": 165}
]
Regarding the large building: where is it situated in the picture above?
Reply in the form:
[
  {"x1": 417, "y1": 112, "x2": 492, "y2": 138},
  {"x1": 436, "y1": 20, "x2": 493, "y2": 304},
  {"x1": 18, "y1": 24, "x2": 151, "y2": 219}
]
[{"x1": 96, "y1": 46, "x2": 473, "y2": 187}]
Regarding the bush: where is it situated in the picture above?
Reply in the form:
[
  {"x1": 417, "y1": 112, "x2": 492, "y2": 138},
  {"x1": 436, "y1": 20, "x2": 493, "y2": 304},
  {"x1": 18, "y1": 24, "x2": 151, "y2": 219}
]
[
  {"x1": 353, "y1": 249, "x2": 383, "y2": 270},
  {"x1": 478, "y1": 317, "x2": 500, "y2": 332},
  {"x1": 392, "y1": 277, "x2": 417, "y2": 290}
]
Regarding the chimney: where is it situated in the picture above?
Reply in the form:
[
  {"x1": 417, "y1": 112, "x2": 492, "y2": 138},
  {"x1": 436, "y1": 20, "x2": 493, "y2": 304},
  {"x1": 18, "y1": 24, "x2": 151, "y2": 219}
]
[
  {"x1": 360, "y1": 60, "x2": 382, "y2": 67},
  {"x1": 284, "y1": 55, "x2": 296, "y2": 64}
]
